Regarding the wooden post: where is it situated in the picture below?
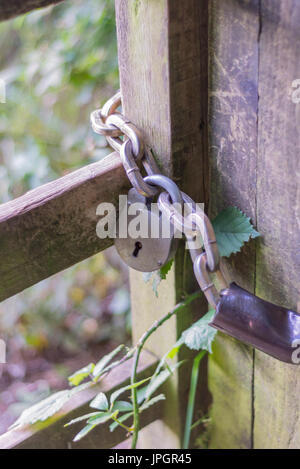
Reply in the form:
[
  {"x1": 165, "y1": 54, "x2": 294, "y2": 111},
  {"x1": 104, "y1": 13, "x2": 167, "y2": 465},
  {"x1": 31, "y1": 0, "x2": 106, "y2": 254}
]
[
  {"x1": 208, "y1": 0, "x2": 260, "y2": 449},
  {"x1": 115, "y1": 0, "x2": 209, "y2": 448},
  {"x1": 253, "y1": 0, "x2": 300, "y2": 449},
  {"x1": 208, "y1": 0, "x2": 300, "y2": 449}
]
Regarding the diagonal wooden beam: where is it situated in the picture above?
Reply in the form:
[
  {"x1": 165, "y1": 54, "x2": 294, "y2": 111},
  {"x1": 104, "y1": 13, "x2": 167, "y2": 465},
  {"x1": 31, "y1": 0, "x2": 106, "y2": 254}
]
[
  {"x1": 0, "y1": 0, "x2": 64, "y2": 22},
  {"x1": 0, "y1": 152, "x2": 130, "y2": 302},
  {"x1": 0, "y1": 351, "x2": 160, "y2": 449}
]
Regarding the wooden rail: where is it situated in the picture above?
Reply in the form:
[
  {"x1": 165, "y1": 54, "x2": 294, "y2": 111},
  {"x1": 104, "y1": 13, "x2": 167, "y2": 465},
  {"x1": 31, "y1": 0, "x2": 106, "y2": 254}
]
[
  {"x1": 0, "y1": 152, "x2": 130, "y2": 302},
  {"x1": 0, "y1": 352, "x2": 160, "y2": 449}
]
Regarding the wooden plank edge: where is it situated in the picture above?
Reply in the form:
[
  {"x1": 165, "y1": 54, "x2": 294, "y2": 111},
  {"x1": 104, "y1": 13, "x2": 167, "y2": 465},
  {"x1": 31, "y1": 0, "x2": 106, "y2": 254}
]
[
  {"x1": 0, "y1": 351, "x2": 160, "y2": 449},
  {"x1": 0, "y1": 152, "x2": 130, "y2": 302}
]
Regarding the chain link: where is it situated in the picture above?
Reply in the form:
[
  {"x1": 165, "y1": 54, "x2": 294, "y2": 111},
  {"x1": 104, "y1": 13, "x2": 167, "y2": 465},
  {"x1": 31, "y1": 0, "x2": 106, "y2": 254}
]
[{"x1": 90, "y1": 92, "x2": 229, "y2": 307}]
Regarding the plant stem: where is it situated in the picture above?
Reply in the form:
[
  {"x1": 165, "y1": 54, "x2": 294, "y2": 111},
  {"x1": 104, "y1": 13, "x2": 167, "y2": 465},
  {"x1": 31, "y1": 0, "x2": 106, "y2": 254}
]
[
  {"x1": 183, "y1": 350, "x2": 206, "y2": 449},
  {"x1": 130, "y1": 291, "x2": 200, "y2": 449},
  {"x1": 111, "y1": 416, "x2": 132, "y2": 433}
]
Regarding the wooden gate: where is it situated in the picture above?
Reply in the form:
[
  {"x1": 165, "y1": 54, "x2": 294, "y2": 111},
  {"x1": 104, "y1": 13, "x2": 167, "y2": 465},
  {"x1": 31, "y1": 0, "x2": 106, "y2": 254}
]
[{"x1": 0, "y1": 0, "x2": 299, "y2": 449}]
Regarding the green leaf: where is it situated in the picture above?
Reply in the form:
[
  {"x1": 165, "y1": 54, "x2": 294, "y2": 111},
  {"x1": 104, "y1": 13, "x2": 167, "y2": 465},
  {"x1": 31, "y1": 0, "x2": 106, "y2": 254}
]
[
  {"x1": 68, "y1": 363, "x2": 95, "y2": 387},
  {"x1": 73, "y1": 423, "x2": 96, "y2": 442},
  {"x1": 142, "y1": 259, "x2": 173, "y2": 297},
  {"x1": 90, "y1": 392, "x2": 109, "y2": 411},
  {"x1": 166, "y1": 339, "x2": 184, "y2": 360},
  {"x1": 159, "y1": 259, "x2": 174, "y2": 279},
  {"x1": 110, "y1": 377, "x2": 151, "y2": 406},
  {"x1": 181, "y1": 310, "x2": 217, "y2": 353},
  {"x1": 112, "y1": 401, "x2": 133, "y2": 412},
  {"x1": 92, "y1": 345, "x2": 125, "y2": 379},
  {"x1": 140, "y1": 394, "x2": 166, "y2": 411},
  {"x1": 10, "y1": 383, "x2": 91, "y2": 429},
  {"x1": 87, "y1": 410, "x2": 118, "y2": 425},
  {"x1": 212, "y1": 206, "x2": 260, "y2": 257},
  {"x1": 65, "y1": 412, "x2": 102, "y2": 427}
]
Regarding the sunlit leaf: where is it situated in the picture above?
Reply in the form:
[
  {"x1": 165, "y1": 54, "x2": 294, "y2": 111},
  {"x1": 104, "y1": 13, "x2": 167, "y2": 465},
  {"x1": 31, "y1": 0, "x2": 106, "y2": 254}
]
[{"x1": 68, "y1": 363, "x2": 95, "y2": 387}]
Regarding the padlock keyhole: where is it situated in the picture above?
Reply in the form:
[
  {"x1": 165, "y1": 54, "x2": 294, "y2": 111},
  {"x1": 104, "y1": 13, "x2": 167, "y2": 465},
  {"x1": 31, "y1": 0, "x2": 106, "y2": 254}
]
[{"x1": 132, "y1": 241, "x2": 142, "y2": 258}]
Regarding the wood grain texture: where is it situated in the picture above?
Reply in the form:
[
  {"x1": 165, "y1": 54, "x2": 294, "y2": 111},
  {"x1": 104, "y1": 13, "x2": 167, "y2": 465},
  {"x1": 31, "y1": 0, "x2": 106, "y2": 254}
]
[
  {"x1": 0, "y1": 351, "x2": 159, "y2": 449},
  {"x1": 0, "y1": 152, "x2": 130, "y2": 302},
  {"x1": 253, "y1": 0, "x2": 300, "y2": 449},
  {"x1": 115, "y1": 0, "x2": 209, "y2": 448},
  {"x1": 208, "y1": 0, "x2": 260, "y2": 449}
]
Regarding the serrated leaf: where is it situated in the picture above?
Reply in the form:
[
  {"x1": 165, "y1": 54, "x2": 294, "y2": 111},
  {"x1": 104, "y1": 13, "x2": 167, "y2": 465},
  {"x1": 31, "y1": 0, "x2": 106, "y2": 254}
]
[
  {"x1": 65, "y1": 412, "x2": 102, "y2": 427},
  {"x1": 87, "y1": 410, "x2": 118, "y2": 425},
  {"x1": 110, "y1": 377, "x2": 150, "y2": 406},
  {"x1": 212, "y1": 206, "x2": 260, "y2": 258},
  {"x1": 68, "y1": 363, "x2": 94, "y2": 387},
  {"x1": 181, "y1": 310, "x2": 217, "y2": 353},
  {"x1": 112, "y1": 400, "x2": 133, "y2": 412},
  {"x1": 90, "y1": 392, "x2": 109, "y2": 411},
  {"x1": 10, "y1": 382, "x2": 91, "y2": 429},
  {"x1": 92, "y1": 344, "x2": 125, "y2": 379},
  {"x1": 140, "y1": 394, "x2": 166, "y2": 411}
]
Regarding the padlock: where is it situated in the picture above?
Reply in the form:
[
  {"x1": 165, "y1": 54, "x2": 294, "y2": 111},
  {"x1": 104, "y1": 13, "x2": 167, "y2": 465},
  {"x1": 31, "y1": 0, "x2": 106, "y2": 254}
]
[
  {"x1": 210, "y1": 282, "x2": 300, "y2": 364},
  {"x1": 114, "y1": 175, "x2": 182, "y2": 272}
]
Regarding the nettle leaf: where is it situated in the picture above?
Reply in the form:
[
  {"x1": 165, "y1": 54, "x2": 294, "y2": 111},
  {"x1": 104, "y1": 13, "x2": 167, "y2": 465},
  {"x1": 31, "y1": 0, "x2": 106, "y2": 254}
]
[
  {"x1": 212, "y1": 206, "x2": 260, "y2": 258},
  {"x1": 142, "y1": 259, "x2": 173, "y2": 297},
  {"x1": 10, "y1": 383, "x2": 91, "y2": 429},
  {"x1": 181, "y1": 310, "x2": 217, "y2": 353},
  {"x1": 68, "y1": 363, "x2": 95, "y2": 387},
  {"x1": 92, "y1": 344, "x2": 125, "y2": 379},
  {"x1": 90, "y1": 392, "x2": 109, "y2": 411}
]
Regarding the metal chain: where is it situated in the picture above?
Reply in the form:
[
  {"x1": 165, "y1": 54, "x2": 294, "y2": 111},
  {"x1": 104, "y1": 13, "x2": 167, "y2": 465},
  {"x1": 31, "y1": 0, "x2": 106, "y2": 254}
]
[{"x1": 90, "y1": 92, "x2": 229, "y2": 307}]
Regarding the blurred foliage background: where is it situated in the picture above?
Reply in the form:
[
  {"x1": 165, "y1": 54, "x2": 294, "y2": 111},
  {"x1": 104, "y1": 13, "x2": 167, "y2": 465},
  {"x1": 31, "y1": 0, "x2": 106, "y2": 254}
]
[{"x1": 0, "y1": 0, "x2": 130, "y2": 433}]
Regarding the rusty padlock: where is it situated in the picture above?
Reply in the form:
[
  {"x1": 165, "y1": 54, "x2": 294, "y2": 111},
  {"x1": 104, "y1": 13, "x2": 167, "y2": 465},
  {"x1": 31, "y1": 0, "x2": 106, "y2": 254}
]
[{"x1": 194, "y1": 252, "x2": 300, "y2": 364}]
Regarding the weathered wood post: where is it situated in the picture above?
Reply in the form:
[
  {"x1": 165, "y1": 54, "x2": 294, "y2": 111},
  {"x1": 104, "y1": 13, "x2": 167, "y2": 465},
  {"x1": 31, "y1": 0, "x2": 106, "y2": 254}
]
[
  {"x1": 208, "y1": 0, "x2": 300, "y2": 449},
  {"x1": 115, "y1": 0, "x2": 209, "y2": 448}
]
